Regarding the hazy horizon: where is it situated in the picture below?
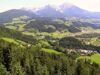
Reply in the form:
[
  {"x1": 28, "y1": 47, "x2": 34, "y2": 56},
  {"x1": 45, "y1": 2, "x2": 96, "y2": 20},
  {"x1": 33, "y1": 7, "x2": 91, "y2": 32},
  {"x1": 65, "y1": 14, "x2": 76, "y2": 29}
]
[{"x1": 0, "y1": 0, "x2": 100, "y2": 12}]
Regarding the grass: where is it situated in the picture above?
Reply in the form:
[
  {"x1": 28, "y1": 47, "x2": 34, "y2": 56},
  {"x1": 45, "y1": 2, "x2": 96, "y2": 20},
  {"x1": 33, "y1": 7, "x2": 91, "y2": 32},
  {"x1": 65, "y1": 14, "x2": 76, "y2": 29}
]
[
  {"x1": 77, "y1": 54, "x2": 100, "y2": 64},
  {"x1": 23, "y1": 32, "x2": 35, "y2": 36},
  {"x1": 77, "y1": 56, "x2": 90, "y2": 60},
  {"x1": 5, "y1": 18, "x2": 26, "y2": 31},
  {"x1": 5, "y1": 26, "x2": 17, "y2": 30},
  {"x1": 37, "y1": 32, "x2": 50, "y2": 36},
  {"x1": 5, "y1": 23, "x2": 25, "y2": 31},
  {"x1": 92, "y1": 39, "x2": 100, "y2": 45},
  {"x1": 42, "y1": 48, "x2": 63, "y2": 55},
  {"x1": 91, "y1": 54, "x2": 100, "y2": 64},
  {"x1": 23, "y1": 31, "x2": 68, "y2": 39},
  {"x1": 39, "y1": 40, "x2": 51, "y2": 47},
  {"x1": 18, "y1": 24, "x2": 26, "y2": 31},
  {"x1": 1, "y1": 37, "x2": 19, "y2": 45},
  {"x1": 36, "y1": 31, "x2": 69, "y2": 38},
  {"x1": 80, "y1": 27, "x2": 94, "y2": 32},
  {"x1": 50, "y1": 32, "x2": 68, "y2": 38},
  {"x1": 1, "y1": 37, "x2": 26, "y2": 46}
]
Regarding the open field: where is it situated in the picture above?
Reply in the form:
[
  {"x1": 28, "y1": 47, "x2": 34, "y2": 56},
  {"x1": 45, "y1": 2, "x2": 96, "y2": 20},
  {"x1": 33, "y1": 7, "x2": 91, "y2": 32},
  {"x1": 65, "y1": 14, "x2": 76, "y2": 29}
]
[
  {"x1": 77, "y1": 54, "x2": 100, "y2": 64},
  {"x1": 42, "y1": 48, "x2": 63, "y2": 55},
  {"x1": 1, "y1": 37, "x2": 26, "y2": 45}
]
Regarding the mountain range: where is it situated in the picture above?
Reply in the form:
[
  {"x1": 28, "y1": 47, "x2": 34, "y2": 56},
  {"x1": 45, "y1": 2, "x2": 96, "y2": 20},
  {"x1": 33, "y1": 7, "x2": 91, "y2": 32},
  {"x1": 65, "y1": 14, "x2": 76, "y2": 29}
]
[{"x1": 0, "y1": 3, "x2": 100, "y2": 24}]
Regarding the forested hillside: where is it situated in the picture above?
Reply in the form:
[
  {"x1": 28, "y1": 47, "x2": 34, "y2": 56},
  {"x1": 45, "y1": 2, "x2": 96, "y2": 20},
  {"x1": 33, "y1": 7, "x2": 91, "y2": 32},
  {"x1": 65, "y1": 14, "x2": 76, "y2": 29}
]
[{"x1": 0, "y1": 25, "x2": 100, "y2": 75}]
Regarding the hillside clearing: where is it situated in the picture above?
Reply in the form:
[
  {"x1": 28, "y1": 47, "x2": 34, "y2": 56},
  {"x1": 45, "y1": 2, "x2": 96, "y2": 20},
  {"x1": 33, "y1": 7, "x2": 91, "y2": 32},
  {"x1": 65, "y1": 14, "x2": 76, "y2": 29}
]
[
  {"x1": 42, "y1": 48, "x2": 63, "y2": 55},
  {"x1": 77, "y1": 54, "x2": 100, "y2": 64}
]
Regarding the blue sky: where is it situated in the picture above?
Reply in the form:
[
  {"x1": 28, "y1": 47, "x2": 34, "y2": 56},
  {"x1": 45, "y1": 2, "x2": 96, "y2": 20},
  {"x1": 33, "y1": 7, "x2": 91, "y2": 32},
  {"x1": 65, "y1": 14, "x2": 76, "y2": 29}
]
[{"x1": 0, "y1": 0, "x2": 100, "y2": 12}]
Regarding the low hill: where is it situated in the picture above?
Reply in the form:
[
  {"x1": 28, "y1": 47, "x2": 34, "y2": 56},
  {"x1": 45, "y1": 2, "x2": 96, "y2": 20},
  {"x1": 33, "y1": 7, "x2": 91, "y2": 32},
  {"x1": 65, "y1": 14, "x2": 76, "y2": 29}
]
[{"x1": 0, "y1": 27, "x2": 36, "y2": 44}]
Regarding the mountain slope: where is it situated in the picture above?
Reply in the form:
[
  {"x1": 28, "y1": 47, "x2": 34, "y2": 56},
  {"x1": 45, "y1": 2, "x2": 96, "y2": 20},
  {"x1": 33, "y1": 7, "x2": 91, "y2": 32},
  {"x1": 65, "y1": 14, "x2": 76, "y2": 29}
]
[
  {"x1": 35, "y1": 3, "x2": 100, "y2": 18},
  {"x1": 0, "y1": 3, "x2": 100, "y2": 21},
  {"x1": 35, "y1": 5, "x2": 64, "y2": 18},
  {"x1": 59, "y1": 3, "x2": 90, "y2": 18},
  {"x1": 0, "y1": 9, "x2": 37, "y2": 24}
]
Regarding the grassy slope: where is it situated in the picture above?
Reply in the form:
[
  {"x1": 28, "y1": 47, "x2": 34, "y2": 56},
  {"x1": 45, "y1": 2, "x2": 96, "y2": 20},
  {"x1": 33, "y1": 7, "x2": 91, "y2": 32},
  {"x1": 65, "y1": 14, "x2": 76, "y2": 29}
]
[
  {"x1": 42, "y1": 48, "x2": 63, "y2": 55},
  {"x1": 92, "y1": 39, "x2": 100, "y2": 45},
  {"x1": 5, "y1": 26, "x2": 17, "y2": 30},
  {"x1": 23, "y1": 32, "x2": 35, "y2": 36},
  {"x1": 1, "y1": 37, "x2": 26, "y2": 45},
  {"x1": 18, "y1": 24, "x2": 26, "y2": 31},
  {"x1": 23, "y1": 31, "x2": 70, "y2": 39},
  {"x1": 77, "y1": 54, "x2": 100, "y2": 64},
  {"x1": 91, "y1": 54, "x2": 100, "y2": 64},
  {"x1": 5, "y1": 24, "x2": 26, "y2": 31}
]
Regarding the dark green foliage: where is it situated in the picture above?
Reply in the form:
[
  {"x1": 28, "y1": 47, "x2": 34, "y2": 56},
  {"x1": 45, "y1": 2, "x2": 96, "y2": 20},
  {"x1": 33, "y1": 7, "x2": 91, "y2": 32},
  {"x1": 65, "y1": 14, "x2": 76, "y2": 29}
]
[
  {"x1": 0, "y1": 27, "x2": 99, "y2": 75},
  {"x1": 67, "y1": 26, "x2": 81, "y2": 33},
  {"x1": 25, "y1": 19, "x2": 67, "y2": 32},
  {"x1": 3, "y1": 47, "x2": 11, "y2": 71},
  {"x1": 0, "y1": 63, "x2": 10, "y2": 75},
  {"x1": 0, "y1": 40, "x2": 100, "y2": 75},
  {"x1": 59, "y1": 37, "x2": 100, "y2": 52},
  {"x1": 24, "y1": 18, "x2": 87, "y2": 33},
  {"x1": 59, "y1": 37, "x2": 83, "y2": 48},
  {"x1": 0, "y1": 27, "x2": 36, "y2": 44}
]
